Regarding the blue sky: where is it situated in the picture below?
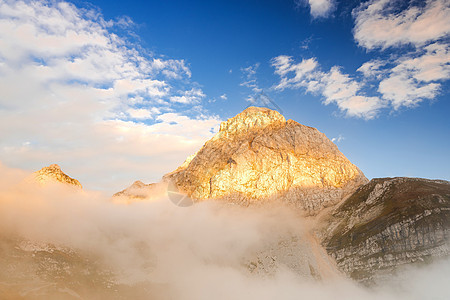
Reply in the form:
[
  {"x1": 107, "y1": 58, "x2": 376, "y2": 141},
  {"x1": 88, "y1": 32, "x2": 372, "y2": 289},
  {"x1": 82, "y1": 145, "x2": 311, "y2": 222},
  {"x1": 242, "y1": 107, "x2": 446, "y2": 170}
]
[{"x1": 0, "y1": 0, "x2": 448, "y2": 191}]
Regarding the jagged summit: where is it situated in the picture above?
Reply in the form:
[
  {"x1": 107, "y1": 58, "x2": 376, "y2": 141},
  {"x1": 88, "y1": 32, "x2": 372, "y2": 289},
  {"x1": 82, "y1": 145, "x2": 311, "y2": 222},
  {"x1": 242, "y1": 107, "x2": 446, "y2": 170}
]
[
  {"x1": 216, "y1": 106, "x2": 286, "y2": 137},
  {"x1": 33, "y1": 164, "x2": 82, "y2": 188},
  {"x1": 164, "y1": 107, "x2": 368, "y2": 214}
]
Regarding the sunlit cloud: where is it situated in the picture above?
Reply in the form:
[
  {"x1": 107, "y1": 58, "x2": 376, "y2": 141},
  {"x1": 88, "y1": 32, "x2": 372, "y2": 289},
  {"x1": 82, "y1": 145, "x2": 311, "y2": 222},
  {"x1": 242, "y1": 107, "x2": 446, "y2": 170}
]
[
  {"x1": 353, "y1": 0, "x2": 450, "y2": 50},
  {"x1": 0, "y1": 0, "x2": 220, "y2": 191}
]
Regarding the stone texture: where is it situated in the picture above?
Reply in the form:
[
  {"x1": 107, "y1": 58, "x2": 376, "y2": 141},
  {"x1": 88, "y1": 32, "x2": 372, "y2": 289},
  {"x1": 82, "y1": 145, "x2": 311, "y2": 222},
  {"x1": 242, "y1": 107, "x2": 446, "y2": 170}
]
[
  {"x1": 164, "y1": 106, "x2": 367, "y2": 214},
  {"x1": 33, "y1": 164, "x2": 82, "y2": 188},
  {"x1": 320, "y1": 177, "x2": 450, "y2": 284}
]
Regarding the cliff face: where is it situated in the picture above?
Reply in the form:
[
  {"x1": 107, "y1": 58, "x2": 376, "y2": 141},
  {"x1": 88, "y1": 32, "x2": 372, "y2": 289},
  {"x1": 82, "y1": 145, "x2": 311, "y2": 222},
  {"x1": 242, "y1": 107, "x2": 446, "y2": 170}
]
[
  {"x1": 33, "y1": 164, "x2": 82, "y2": 188},
  {"x1": 164, "y1": 107, "x2": 367, "y2": 214},
  {"x1": 321, "y1": 177, "x2": 450, "y2": 284}
]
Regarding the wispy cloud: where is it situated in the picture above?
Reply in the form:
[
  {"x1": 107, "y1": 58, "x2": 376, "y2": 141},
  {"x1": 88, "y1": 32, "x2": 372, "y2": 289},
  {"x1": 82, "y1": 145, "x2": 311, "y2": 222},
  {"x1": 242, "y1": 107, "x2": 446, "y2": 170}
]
[
  {"x1": 240, "y1": 63, "x2": 261, "y2": 92},
  {"x1": 331, "y1": 135, "x2": 344, "y2": 143},
  {"x1": 170, "y1": 88, "x2": 206, "y2": 104},
  {"x1": 271, "y1": 56, "x2": 384, "y2": 119}
]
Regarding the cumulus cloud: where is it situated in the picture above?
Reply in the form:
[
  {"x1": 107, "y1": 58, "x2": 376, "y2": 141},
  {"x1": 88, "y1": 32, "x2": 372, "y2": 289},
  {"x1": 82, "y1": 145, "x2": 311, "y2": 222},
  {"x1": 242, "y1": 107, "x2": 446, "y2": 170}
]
[
  {"x1": 358, "y1": 43, "x2": 450, "y2": 109},
  {"x1": 273, "y1": 0, "x2": 450, "y2": 119},
  {"x1": 0, "y1": 0, "x2": 218, "y2": 191},
  {"x1": 353, "y1": 0, "x2": 450, "y2": 50},
  {"x1": 271, "y1": 56, "x2": 384, "y2": 119},
  {"x1": 296, "y1": 0, "x2": 336, "y2": 19},
  {"x1": 357, "y1": 60, "x2": 386, "y2": 79}
]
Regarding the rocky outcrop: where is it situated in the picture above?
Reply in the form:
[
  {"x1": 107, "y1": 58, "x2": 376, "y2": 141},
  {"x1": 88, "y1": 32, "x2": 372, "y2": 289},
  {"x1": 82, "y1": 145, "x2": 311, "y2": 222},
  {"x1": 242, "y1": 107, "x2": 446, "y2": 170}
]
[
  {"x1": 164, "y1": 107, "x2": 367, "y2": 214},
  {"x1": 321, "y1": 177, "x2": 450, "y2": 284},
  {"x1": 112, "y1": 180, "x2": 167, "y2": 203},
  {"x1": 33, "y1": 164, "x2": 82, "y2": 188},
  {"x1": 113, "y1": 180, "x2": 155, "y2": 199}
]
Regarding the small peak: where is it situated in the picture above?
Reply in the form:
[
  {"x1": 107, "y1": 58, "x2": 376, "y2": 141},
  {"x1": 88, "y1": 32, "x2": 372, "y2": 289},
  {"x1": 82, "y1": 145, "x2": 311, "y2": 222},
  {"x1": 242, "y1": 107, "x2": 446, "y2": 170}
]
[
  {"x1": 33, "y1": 164, "x2": 82, "y2": 188},
  {"x1": 131, "y1": 180, "x2": 146, "y2": 188}
]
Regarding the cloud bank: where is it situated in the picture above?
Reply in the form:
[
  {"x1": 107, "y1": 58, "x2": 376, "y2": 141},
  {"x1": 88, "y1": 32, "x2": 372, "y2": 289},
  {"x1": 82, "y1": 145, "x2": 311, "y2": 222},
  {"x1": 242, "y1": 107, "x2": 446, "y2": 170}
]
[
  {"x1": 0, "y1": 0, "x2": 221, "y2": 191},
  {"x1": 0, "y1": 163, "x2": 449, "y2": 299}
]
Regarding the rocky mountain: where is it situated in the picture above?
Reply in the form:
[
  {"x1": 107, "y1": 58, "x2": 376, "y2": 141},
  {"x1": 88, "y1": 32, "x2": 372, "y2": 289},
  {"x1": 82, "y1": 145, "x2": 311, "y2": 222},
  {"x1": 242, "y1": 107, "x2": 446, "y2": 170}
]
[
  {"x1": 320, "y1": 177, "x2": 450, "y2": 284},
  {"x1": 163, "y1": 106, "x2": 367, "y2": 215},
  {"x1": 4, "y1": 108, "x2": 449, "y2": 297},
  {"x1": 33, "y1": 164, "x2": 82, "y2": 188},
  {"x1": 111, "y1": 107, "x2": 450, "y2": 285}
]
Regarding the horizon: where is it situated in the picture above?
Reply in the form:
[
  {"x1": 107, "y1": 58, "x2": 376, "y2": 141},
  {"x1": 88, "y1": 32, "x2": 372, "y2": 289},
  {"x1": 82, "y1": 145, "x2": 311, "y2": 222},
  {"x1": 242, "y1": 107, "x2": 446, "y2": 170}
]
[{"x1": 0, "y1": 0, "x2": 449, "y2": 192}]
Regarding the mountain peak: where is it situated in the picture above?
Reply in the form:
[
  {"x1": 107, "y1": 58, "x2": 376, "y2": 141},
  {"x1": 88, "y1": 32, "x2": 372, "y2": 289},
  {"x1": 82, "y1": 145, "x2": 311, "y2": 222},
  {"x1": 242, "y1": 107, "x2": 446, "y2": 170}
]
[
  {"x1": 33, "y1": 164, "x2": 82, "y2": 188},
  {"x1": 165, "y1": 106, "x2": 367, "y2": 214},
  {"x1": 217, "y1": 106, "x2": 286, "y2": 138}
]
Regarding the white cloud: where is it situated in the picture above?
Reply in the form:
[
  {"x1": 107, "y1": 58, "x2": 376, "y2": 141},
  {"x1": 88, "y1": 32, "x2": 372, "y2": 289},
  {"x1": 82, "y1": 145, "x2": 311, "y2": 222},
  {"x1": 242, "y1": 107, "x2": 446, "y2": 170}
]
[
  {"x1": 296, "y1": 0, "x2": 335, "y2": 19},
  {"x1": 0, "y1": 0, "x2": 218, "y2": 191},
  {"x1": 127, "y1": 107, "x2": 161, "y2": 120},
  {"x1": 353, "y1": 0, "x2": 450, "y2": 50},
  {"x1": 331, "y1": 134, "x2": 344, "y2": 143},
  {"x1": 352, "y1": 0, "x2": 450, "y2": 111},
  {"x1": 240, "y1": 63, "x2": 262, "y2": 93},
  {"x1": 170, "y1": 88, "x2": 206, "y2": 104},
  {"x1": 271, "y1": 56, "x2": 384, "y2": 119},
  {"x1": 359, "y1": 43, "x2": 450, "y2": 109},
  {"x1": 357, "y1": 60, "x2": 386, "y2": 79},
  {"x1": 308, "y1": 0, "x2": 335, "y2": 18},
  {"x1": 220, "y1": 94, "x2": 227, "y2": 100},
  {"x1": 274, "y1": 0, "x2": 450, "y2": 120}
]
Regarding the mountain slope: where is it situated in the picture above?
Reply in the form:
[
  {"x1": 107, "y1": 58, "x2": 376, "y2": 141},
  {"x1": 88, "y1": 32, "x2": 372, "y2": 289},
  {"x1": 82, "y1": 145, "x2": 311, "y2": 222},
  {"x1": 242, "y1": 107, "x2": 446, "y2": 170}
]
[
  {"x1": 164, "y1": 107, "x2": 367, "y2": 214},
  {"x1": 320, "y1": 177, "x2": 450, "y2": 284}
]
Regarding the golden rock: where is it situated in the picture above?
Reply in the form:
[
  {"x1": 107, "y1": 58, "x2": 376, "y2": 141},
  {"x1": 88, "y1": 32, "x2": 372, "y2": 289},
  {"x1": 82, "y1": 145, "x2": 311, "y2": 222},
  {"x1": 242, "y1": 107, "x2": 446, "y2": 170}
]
[
  {"x1": 164, "y1": 107, "x2": 367, "y2": 214},
  {"x1": 33, "y1": 164, "x2": 82, "y2": 188}
]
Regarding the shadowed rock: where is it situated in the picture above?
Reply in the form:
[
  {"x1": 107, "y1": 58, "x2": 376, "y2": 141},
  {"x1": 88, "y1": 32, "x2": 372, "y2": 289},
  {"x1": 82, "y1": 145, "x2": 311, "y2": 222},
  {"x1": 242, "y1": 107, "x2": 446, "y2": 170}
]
[{"x1": 320, "y1": 177, "x2": 450, "y2": 284}]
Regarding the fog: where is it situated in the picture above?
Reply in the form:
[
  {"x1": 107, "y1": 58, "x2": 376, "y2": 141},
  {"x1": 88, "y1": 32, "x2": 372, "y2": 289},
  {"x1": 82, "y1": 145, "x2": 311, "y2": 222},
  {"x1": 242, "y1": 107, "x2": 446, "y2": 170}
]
[{"x1": 0, "y1": 163, "x2": 448, "y2": 300}]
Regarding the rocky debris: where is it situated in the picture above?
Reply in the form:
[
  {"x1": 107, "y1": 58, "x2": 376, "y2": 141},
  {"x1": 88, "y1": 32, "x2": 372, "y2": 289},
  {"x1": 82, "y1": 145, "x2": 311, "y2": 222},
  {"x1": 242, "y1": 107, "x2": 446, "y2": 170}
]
[
  {"x1": 33, "y1": 164, "x2": 82, "y2": 189},
  {"x1": 320, "y1": 177, "x2": 450, "y2": 284},
  {"x1": 164, "y1": 106, "x2": 367, "y2": 215}
]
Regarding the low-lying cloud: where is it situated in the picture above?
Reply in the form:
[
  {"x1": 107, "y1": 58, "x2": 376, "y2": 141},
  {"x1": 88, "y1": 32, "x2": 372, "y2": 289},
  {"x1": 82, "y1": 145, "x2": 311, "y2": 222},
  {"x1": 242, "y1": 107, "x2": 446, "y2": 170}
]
[{"x1": 0, "y1": 163, "x2": 449, "y2": 299}]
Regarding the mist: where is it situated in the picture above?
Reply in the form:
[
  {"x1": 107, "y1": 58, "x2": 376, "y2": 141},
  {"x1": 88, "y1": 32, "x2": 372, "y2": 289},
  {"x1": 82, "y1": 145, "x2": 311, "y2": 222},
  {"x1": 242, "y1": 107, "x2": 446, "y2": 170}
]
[{"x1": 0, "y1": 163, "x2": 448, "y2": 300}]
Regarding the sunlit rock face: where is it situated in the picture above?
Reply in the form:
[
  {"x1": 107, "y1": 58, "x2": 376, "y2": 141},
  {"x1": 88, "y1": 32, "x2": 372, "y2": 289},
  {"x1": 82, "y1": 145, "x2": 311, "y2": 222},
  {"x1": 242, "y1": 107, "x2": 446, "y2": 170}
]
[
  {"x1": 33, "y1": 164, "x2": 82, "y2": 188},
  {"x1": 165, "y1": 107, "x2": 367, "y2": 214},
  {"x1": 320, "y1": 177, "x2": 450, "y2": 284}
]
